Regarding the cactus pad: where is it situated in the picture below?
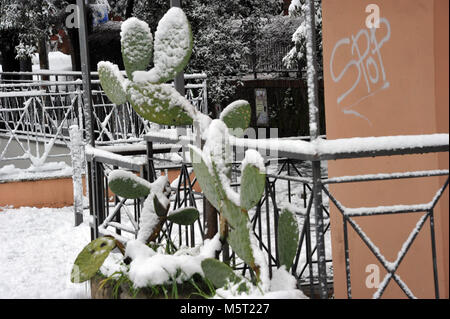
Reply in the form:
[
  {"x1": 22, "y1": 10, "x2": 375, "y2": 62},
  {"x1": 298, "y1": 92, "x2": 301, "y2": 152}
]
[
  {"x1": 98, "y1": 61, "x2": 128, "y2": 105},
  {"x1": 201, "y1": 258, "x2": 239, "y2": 288},
  {"x1": 108, "y1": 170, "x2": 151, "y2": 199},
  {"x1": 120, "y1": 17, "x2": 153, "y2": 80},
  {"x1": 277, "y1": 208, "x2": 300, "y2": 270},
  {"x1": 228, "y1": 222, "x2": 255, "y2": 269},
  {"x1": 153, "y1": 194, "x2": 170, "y2": 217},
  {"x1": 240, "y1": 160, "x2": 266, "y2": 212},
  {"x1": 133, "y1": 7, "x2": 193, "y2": 84},
  {"x1": 189, "y1": 146, "x2": 220, "y2": 209},
  {"x1": 167, "y1": 207, "x2": 199, "y2": 225},
  {"x1": 127, "y1": 82, "x2": 193, "y2": 126},
  {"x1": 71, "y1": 237, "x2": 116, "y2": 283},
  {"x1": 220, "y1": 100, "x2": 251, "y2": 136}
]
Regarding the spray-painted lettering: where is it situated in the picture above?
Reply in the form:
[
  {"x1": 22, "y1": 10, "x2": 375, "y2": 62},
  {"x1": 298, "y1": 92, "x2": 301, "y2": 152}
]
[{"x1": 330, "y1": 18, "x2": 391, "y2": 123}]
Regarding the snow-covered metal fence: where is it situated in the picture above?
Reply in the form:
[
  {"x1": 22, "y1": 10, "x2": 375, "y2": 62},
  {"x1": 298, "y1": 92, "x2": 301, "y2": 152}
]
[{"x1": 0, "y1": 71, "x2": 208, "y2": 169}]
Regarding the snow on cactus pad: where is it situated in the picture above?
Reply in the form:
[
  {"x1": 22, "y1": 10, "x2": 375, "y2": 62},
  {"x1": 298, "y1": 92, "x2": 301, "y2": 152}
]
[
  {"x1": 71, "y1": 237, "x2": 116, "y2": 283},
  {"x1": 240, "y1": 150, "x2": 266, "y2": 211},
  {"x1": 127, "y1": 82, "x2": 193, "y2": 126},
  {"x1": 98, "y1": 61, "x2": 128, "y2": 105},
  {"x1": 120, "y1": 17, "x2": 153, "y2": 80},
  {"x1": 220, "y1": 100, "x2": 252, "y2": 136},
  {"x1": 189, "y1": 146, "x2": 220, "y2": 209},
  {"x1": 133, "y1": 7, "x2": 193, "y2": 84},
  {"x1": 108, "y1": 170, "x2": 151, "y2": 199}
]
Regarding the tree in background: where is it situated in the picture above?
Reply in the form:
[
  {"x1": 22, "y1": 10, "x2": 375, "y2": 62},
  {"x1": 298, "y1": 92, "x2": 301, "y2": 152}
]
[
  {"x1": 0, "y1": 0, "x2": 68, "y2": 73},
  {"x1": 120, "y1": 0, "x2": 282, "y2": 116},
  {"x1": 282, "y1": 0, "x2": 322, "y2": 77}
]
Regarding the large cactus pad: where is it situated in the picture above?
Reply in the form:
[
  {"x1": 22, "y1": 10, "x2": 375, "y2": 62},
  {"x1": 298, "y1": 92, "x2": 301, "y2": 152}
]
[{"x1": 71, "y1": 237, "x2": 117, "y2": 283}]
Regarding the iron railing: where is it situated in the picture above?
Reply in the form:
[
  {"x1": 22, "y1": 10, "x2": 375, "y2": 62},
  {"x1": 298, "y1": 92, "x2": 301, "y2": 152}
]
[{"x1": 0, "y1": 71, "x2": 208, "y2": 170}]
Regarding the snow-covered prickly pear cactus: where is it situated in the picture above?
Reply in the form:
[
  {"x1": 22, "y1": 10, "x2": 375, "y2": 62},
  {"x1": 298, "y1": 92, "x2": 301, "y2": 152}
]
[
  {"x1": 98, "y1": 7, "x2": 195, "y2": 126},
  {"x1": 108, "y1": 170, "x2": 199, "y2": 244},
  {"x1": 70, "y1": 171, "x2": 200, "y2": 283},
  {"x1": 190, "y1": 119, "x2": 267, "y2": 280},
  {"x1": 91, "y1": 7, "x2": 299, "y2": 290}
]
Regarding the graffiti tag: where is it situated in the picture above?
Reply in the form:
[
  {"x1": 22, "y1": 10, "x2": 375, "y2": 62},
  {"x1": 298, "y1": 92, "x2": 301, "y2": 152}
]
[{"x1": 330, "y1": 18, "x2": 391, "y2": 123}]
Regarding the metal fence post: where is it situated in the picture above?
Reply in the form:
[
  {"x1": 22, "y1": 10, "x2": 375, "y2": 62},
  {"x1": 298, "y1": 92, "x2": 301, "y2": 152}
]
[
  {"x1": 170, "y1": 0, "x2": 186, "y2": 96},
  {"x1": 69, "y1": 125, "x2": 85, "y2": 227},
  {"x1": 305, "y1": 0, "x2": 328, "y2": 298},
  {"x1": 76, "y1": 0, "x2": 95, "y2": 146}
]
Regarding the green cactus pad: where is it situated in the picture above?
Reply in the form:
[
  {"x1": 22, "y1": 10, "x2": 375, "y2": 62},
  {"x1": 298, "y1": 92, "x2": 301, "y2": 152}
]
[
  {"x1": 210, "y1": 161, "x2": 248, "y2": 229},
  {"x1": 149, "y1": 7, "x2": 193, "y2": 84},
  {"x1": 240, "y1": 162, "x2": 265, "y2": 212},
  {"x1": 127, "y1": 82, "x2": 193, "y2": 126},
  {"x1": 108, "y1": 170, "x2": 151, "y2": 199},
  {"x1": 220, "y1": 100, "x2": 251, "y2": 136},
  {"x1": 228, "y1": 222, "x2": 255, "y2": 269},
  {"x1": 98, "y1": 61, "x2": 128, "y2": 105},
  {"x1": 189, "y1": 146, "x2": 220, "y2": 209},
  {"x1": 201, "y1": 258, "x2": 240, "y2": 288},
  {"x1": 71, "y1": 237, "x2": 116, "y2": 283},
  {"x1": 277, "y1": 208, "x2": 300, "y2": 270},
  {"x1": 120, "y1": 17, "x2": 153, "y2": 80},
  {"x1": 167, "y1": 207, "x2": 199, "y2": 225},
  {"x1": 153, "y1": 194, "x2": 170, "y2": 217}
]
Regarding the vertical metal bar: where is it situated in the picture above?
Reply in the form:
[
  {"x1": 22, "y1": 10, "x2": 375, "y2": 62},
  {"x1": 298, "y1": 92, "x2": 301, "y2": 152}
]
[
  {"x1": 428, "y1": 209, "x2": 440, "y2": 299},
  {"x1": 265, "y1": 183, "x2": 272, "y2": 277},
  {"x1": 146, "y1": 141, "x2": 155, "y2": 183},
  {"x1": 343, "y1": 216, "x2": 352, "y2": 299},
  {"x1": 305, "y1": 0, "x2": 328, "y2": 299},
  {"x1": 76, "y1": 0, "x2": 95, "y2": 147},
  {"x1": 170, "y1": 0, "x2": 185, "y2": 96},
  {"x1": 305, "y1": 211, "x2": 314, "y2": 297}
]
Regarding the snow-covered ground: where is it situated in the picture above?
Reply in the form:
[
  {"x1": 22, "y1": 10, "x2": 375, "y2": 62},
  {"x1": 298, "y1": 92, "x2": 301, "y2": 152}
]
[{"x1": 0, "y1": 206, "x2": 91, "y2": 299}]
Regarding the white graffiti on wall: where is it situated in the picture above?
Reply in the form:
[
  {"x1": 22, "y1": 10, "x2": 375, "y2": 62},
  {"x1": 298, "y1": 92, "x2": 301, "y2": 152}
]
[{"x1": 330, "y1": 18, "x2": 391, "y2": 124}]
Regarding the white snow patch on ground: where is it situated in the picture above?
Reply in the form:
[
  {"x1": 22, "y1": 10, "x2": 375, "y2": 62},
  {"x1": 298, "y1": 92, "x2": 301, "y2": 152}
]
[{"x1": 0, "y1": 206, "x2": 91, "y2": 299}]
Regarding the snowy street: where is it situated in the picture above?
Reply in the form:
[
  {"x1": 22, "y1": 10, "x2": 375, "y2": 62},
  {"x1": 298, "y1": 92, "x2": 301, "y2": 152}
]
[{"x1": 0, "y1": 206, "x2": 91, "y2": 299}]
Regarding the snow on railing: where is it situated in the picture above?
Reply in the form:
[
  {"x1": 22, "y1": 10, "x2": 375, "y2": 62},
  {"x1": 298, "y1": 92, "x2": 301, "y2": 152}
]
[{"x1": 0, "y1": 71, "x2": 208, "y2": 172}]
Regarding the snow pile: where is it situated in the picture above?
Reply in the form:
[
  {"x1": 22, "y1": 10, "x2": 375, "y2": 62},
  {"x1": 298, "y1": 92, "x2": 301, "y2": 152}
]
[
  {"x1": 136, "y1": 176, "x2": 170, "y2": 243},
  {"x1": 0, "y1": 162, "x2": 72, "y2": 182},
  {"x1": 214, "y1": 266, "x2": 308, "y2": 299},
  {"x1": 31, "y1": 51, "x2": 72, "y2": 72},
  {"x1": 0, "y1": 206, "x2": 91, "y2": 299},
  {"x1": 241, "y1": 149, "x2": 266, "y2": 174},
  {"x1": 103, "y1": 234, "x2": 222, "y2": 289}
]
